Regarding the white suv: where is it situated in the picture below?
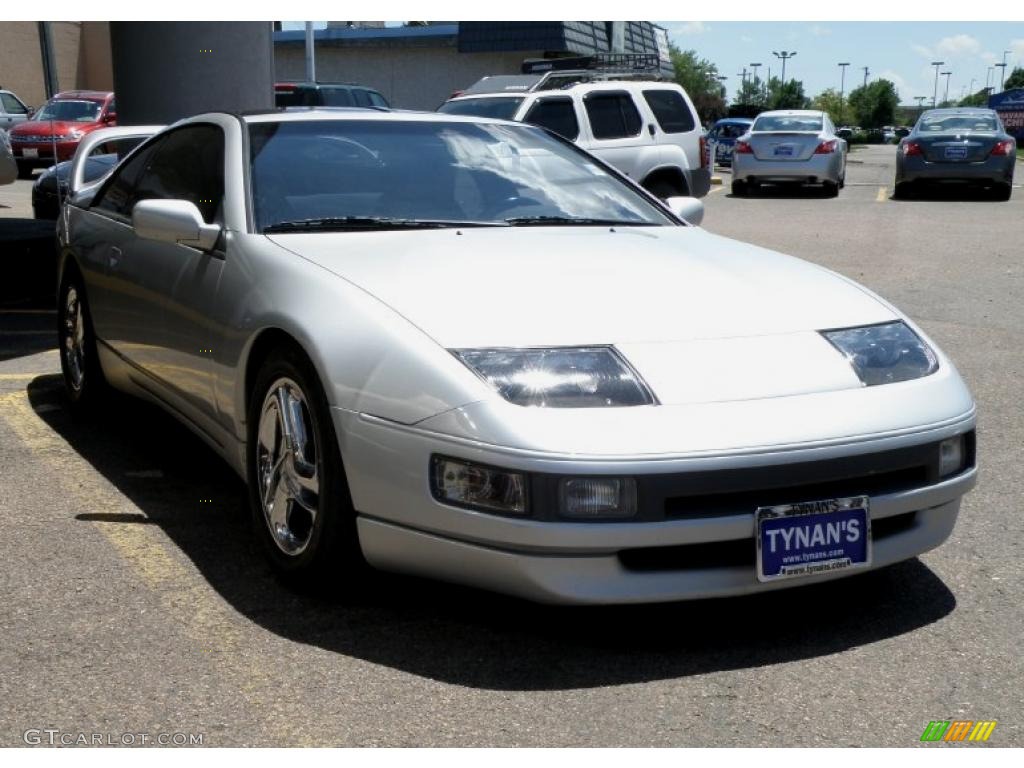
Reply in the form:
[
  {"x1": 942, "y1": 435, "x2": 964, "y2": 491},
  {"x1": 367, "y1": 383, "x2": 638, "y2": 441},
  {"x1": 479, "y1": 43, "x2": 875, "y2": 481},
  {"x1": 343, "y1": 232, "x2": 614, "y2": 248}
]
[{"x1": 439, "y1": 77, "x2": 711, "y2": 199}]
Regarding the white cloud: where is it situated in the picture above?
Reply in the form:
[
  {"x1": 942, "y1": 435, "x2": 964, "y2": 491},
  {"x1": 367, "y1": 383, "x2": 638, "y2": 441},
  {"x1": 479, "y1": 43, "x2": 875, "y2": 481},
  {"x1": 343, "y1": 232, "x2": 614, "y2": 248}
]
[
  {"x1": 1012, "y1": 39, "x2": 1024, "y2": 62},
  {"x1": 810, "y1": 25, "x2": 831, "y2": 37},
  {"x1": 877, "y1": 70, "x2": 908, "y2": 100},
  {"x1": 981, "y1": 51, "x2": 999, "y2": 65},
  {"x1": 936, "y1": 34, "x2": 981, "y2": 57},
  {"x1": 740, "y1": 35, "x2": 753, "y2": 44},
  {"x1": 911, "y1": 43, "x2": 933, "y2": 59}
]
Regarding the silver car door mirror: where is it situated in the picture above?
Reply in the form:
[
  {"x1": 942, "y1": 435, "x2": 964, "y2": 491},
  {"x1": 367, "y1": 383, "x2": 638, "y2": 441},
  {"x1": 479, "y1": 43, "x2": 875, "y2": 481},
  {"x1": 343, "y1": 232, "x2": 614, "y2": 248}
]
[
  {"x1": 133, "y1": 199, "x2": 221, "y2": 251},
  {"x1": 665, "y1": 196, "x2": 704, "y2": 226}
]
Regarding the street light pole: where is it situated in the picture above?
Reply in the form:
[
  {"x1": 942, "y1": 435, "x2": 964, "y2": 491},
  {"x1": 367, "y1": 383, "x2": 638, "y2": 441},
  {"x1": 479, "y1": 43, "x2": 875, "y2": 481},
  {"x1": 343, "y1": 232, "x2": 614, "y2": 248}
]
[
  {"x1": 772, "y1": 50, "x2": 796, "y2": 84},
  {"x1": 999, "y1": 50, "x2": 1012, "y2": 89},
  {"x1": 838, "y1": 62, "x2": 850, "y2": 122},
  {"x1": 941, "y1": 71, "x2": 952, "y2": 105},
  {"x1": 914, "y1": 95, "x2": 927, "y2": 120},
  {"x1": 931, "y1": 61, "x2": 944, "y2": 107},
  {"x1": 862, "y1": 66, "x2": 869, "y2": 88}
]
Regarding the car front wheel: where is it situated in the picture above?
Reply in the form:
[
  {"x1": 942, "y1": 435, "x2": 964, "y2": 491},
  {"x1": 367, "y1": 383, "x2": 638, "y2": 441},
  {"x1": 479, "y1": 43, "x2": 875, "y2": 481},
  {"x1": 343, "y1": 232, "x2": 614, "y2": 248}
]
[
  {"x1": 731, "y1": 179, "x2": 747, "y2": 197},
  {"x1": 58, "y1": 268, "x2": 108, "y2": 412},
  {"x1": 247, "y1": 346, "x2": 364, "y2": 589}
]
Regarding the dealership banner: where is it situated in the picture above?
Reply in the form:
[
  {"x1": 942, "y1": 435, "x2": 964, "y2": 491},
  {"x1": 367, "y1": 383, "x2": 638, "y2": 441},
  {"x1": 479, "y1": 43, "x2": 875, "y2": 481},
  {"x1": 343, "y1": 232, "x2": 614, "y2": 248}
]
[{"x1": 989, "y1": 88, "x2": 1024, "y2": 140}]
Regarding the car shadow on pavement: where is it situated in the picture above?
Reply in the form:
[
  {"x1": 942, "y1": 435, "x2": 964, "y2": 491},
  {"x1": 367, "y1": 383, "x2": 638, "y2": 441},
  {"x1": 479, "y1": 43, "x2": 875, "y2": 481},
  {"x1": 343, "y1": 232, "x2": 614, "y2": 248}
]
[
  {"x1": 0, "y1": 303, "x2": 57, "y2": 361},
  {"x1": 25, "y1": 374, "x2": 957, "y2": 692},
  {"x1": 891, "y1": 186, "x2": 1008, "y2": 203},
  {"x1": 729, "y1": 184, "x2": 838, "y2": 200}
]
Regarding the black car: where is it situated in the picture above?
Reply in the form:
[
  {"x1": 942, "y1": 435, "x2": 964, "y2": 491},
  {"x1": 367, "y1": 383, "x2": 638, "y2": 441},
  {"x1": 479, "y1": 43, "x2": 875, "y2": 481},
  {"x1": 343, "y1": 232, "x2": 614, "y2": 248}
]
[
  {"x1": 274, "y1": 82, "x2": 390, "y2": 109},
  {"x1": 32, "y1": 153, "x2": 118, "y2": 219}
]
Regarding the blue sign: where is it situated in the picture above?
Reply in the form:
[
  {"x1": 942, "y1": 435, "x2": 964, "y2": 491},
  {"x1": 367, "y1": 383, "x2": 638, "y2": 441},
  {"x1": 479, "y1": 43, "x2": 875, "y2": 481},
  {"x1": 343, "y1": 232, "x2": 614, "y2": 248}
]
[
  {"x1": 989, "y1": 88, "x2": 1024, "y2": 140},
  {"x1": 757, "y1": 498, "x2": 870, "y2": 581}
]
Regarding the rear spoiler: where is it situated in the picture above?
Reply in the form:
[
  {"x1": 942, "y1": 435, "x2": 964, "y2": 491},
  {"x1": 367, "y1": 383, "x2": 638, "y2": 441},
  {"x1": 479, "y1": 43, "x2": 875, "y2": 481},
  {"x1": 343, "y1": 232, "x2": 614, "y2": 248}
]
[{"x1": 69, "y1": 125, "x2": 163, "y2": 196}]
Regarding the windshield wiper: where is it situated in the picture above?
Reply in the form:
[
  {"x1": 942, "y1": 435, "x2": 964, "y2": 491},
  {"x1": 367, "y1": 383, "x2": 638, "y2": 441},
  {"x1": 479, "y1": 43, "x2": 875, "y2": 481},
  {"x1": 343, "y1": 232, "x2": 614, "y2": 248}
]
[
  {"x1": 503, "y1": 215, "x2": 655, "y2": 227},
  {"x1": 263, "y1": 216, "x2": 506, "y2": 233}
]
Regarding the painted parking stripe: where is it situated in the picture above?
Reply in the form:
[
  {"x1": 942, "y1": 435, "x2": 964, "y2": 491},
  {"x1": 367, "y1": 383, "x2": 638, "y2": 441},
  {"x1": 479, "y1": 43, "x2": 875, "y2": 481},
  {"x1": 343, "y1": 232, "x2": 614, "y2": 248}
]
[{"x1": 876, "y1": 186, "x2": 888, "y2": 202}]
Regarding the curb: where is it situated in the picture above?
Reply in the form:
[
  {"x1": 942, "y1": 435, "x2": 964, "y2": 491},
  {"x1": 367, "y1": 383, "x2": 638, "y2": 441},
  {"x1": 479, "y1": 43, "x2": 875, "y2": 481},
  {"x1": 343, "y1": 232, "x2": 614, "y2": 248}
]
[{"x1": 711, "y1": 176, "x2": 722, "y2": 185}]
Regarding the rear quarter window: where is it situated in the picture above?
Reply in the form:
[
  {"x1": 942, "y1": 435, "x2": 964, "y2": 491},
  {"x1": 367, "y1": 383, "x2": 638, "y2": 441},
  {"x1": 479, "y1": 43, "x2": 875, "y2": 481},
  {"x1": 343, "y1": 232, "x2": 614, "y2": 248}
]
[
  {"x1": 523, "y1": 98, "x2": 579, "y2": 140},
  {"x1": 642, "y1": 90, "x2": 696, "y2": 134}
]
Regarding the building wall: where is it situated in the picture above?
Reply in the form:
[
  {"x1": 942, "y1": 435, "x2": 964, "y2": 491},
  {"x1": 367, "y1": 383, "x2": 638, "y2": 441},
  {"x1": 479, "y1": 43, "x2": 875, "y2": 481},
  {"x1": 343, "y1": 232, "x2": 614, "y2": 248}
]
[
  {"x1": 275, "y1": 44, "x2": 541, "y2": 110},
  {"x1": 0, "y1": 21, "x2": 113, "y2": 108}
]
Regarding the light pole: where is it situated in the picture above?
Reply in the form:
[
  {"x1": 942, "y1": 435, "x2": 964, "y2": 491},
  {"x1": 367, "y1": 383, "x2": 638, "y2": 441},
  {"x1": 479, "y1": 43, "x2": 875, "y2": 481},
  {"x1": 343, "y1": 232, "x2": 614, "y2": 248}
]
[
  {"x1": 941, "y1": 71, "x2": 952, "y2": 105},
  {"x1": 749, "y1": 62, "x2": 762, "y2": 103},
  {"x1": 931, "y1": 61, "x2": 944, "y2": 107},
  {"x1": 999, "y1": 50, "x2": 1012, "y2": 89},
  {"x1": 716, "y1": 75, "x2": 728, "y2": 99},
  {"x1": 985, "y1": 66, "x2": 994, "y2": 92},
  {"x1": 862, "y1": 66, "x2": 870, "y2": 88},
  {"x1": 838, "y1": 62, "x2": 850, "y2": 123},
  {"x1": 772, "y1": 50, "x2": 796, "y2": 84},
  {"x1": 914, "y1": 95, "x2": 927, "y2": 120}
]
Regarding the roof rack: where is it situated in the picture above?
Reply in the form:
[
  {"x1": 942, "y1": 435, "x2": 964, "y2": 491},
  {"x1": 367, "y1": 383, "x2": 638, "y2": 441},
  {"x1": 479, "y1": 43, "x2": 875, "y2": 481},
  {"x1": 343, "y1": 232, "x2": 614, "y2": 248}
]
[{"x1": 519, "y1": 53, "x2": 669, "y2": 90}]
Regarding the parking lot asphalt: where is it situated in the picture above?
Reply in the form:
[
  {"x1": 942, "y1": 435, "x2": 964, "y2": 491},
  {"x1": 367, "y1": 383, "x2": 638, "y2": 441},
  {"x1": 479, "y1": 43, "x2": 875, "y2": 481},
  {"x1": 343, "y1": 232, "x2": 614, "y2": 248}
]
[{"x1": 0, "y1": 145, "x2": 1022, "y2": 747}]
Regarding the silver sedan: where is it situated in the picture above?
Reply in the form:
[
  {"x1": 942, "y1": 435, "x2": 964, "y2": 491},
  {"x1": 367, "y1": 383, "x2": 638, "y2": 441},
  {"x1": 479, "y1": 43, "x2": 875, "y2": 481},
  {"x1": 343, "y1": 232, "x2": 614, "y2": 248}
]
[
  {"x1": 56, "y1": 110, "x2": 974, "y2": 604},
  {"x1": 731, "y1": 109, "x2": 848, "y2": 197}
]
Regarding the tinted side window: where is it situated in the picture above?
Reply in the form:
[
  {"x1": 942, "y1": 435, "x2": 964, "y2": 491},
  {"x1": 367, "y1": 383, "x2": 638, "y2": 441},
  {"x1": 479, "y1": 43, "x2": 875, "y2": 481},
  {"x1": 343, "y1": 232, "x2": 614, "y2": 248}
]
[
  {"x1": 584, "y1": 93, "x2": 642, "y2": 140},
  {"x1": 367, "y1": 91, "x2": 389, "y2": 108},
  {"x1": 320, "y1": 88, "x2": 354, "y2": 107},
  {"x1": 92, "y1": 143, "x2": 160, "y2": 217},
  {"x1": 352, "y1": 90, "x2": 371, "y2": 108},
  {"x1": 275, "y1": 89, "x2": 302, "y2": 108},
  {"x1": 642, "y1": 90, "x2": 695, "y2": 134},
  {"x1": 524, "y1": 98, "x2": 579, "y2": 140},
  {"x1": 1, "y1": 93, "x2": 28, "y2": 114},
  {"x1": 132, "y1": 125, "x2": 224, "y2": 223}
]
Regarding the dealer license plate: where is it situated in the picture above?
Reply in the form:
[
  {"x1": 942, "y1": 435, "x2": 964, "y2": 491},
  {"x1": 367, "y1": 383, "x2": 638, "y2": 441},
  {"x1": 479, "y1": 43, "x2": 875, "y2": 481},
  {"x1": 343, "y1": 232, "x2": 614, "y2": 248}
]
[
  {"x1": 756, "y1": 496, "x2": 870, "y2": 582},
  {"x1": 773, "y1": 144, "x2": 795, "y2": 157},
  {"x1": 944, "y1": 145, "x2": 968, "y2": 160},
  {"x1": 22, "y1": 148, "x2": 38, "y2": 159}
]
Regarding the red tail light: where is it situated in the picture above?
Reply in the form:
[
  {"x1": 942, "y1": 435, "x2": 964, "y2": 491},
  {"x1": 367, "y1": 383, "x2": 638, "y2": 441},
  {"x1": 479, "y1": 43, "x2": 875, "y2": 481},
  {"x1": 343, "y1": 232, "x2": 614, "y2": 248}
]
[
  {"x1": 814, "y1": 139, "x2": 838, "y2": 154},
  {"x1": 902, "y1": 141, "x2": 924, "y2": 157},
  {"x1": 699, "y1": 135, "x2": 708, "y2": 169},
  {"x1": 734, "y1": 140, "x2": 753, "y2": 154},
  {"x1": 990, "y1": 139, "x2": 1016, "y2": 156}
]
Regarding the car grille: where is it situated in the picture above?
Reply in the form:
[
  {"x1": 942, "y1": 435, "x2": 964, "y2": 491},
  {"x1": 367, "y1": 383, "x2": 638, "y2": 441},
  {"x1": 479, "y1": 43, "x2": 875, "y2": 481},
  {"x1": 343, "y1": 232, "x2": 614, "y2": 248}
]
[{"x1": 618, "y1": 511, "x2": 919, "y2": 572}]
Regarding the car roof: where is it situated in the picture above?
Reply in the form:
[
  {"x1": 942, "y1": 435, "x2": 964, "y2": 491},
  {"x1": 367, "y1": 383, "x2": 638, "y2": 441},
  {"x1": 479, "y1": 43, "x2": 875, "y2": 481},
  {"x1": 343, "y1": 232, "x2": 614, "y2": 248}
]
[
  {"x1": 52, "y1": 90, "x2": 112, "y2": 101},
  {"x1": 920, "y1": 107, "x2": 995, "y2": 116},
  {"x1": 275, "y1": 82, "x2": 376, "y2": 90},
  {"x1": 755, "y1": 109, "x2": 824, "y2": 117},
  {"x1": 236, "y1": 108, "x2": 522, "y2": 127},
  {"x1": 714, "y1": 117, "x2": 753, "y2": 124}
]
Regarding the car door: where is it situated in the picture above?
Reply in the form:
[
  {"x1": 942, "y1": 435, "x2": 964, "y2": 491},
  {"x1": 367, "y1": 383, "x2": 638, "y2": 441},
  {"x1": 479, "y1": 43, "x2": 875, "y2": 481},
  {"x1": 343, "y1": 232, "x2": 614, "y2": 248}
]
[
  {"x1": 0, "y1": 92, "x2": 30, "y2": 130},
  {"x1": 577, "y1": 90, "x2": 647, "y2": 179},
  {"x1": 127, "y1": 123, "x2": 227, "y2": 433}
]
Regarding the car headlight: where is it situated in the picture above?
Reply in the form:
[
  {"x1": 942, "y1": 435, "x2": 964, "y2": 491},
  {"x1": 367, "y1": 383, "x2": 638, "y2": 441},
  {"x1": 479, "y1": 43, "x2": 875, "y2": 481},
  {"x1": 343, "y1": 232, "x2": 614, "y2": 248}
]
[
  {"x1": 822, "y1": 321, "x2": 938, "y2": 386},
  {"x1": 67, "y1": 129, "x2": 84, "y2": 140},
  {"x1": 452, "y1": 346, "x2": 655, "y2": 407}
]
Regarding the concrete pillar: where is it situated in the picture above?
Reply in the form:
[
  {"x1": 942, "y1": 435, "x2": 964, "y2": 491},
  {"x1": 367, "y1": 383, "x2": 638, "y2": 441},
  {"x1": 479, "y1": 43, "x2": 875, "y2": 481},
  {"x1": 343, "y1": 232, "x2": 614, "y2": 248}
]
[{"x1": 109, "y1": 21, "x2": 274, "y2": 125}]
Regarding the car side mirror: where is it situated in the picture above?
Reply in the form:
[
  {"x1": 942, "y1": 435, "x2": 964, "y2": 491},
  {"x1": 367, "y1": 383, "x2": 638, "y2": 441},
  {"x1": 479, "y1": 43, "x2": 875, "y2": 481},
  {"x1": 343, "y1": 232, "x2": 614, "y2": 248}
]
[
  {"x1": 102, "y1": 112, "x2": 116, "y2": 123},
  {"x1": 665, "y1": 196, "x2": 704, "y2": 226},
  {"x1": 133, "y1": 199, "x2": 220, "y2": 251}
]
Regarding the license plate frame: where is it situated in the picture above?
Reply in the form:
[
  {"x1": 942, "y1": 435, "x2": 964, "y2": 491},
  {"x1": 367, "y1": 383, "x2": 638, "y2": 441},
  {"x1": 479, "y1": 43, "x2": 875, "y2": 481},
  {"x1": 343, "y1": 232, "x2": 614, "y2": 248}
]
[
  {"x1": 756, "y1": 496, "x2": 871, "y2": 583},
  {"x1": 944, "y1": 145, "x2": 968, "y2": 160},
  {"x1": 773, "y1": 144, "x2": 795, "y2": 157},
  {"x1": 22, "y1": 148, "x2": 38, "y2": 159}
]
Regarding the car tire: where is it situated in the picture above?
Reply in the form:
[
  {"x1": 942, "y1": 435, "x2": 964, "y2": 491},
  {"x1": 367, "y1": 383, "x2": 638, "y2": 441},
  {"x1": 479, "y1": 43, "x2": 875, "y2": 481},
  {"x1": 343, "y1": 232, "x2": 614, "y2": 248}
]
[
  {"x1": 823, "y1": 181, "x2": 840, "y2": 198},
  {"x1": 16, "y1": 161, "x2": 33, "y2": 180},
  {"x1": 992, "y1": 183, "x2": 1012, "y2": 202},
  {"x1": 247, "y1": 345, "x2": 365, "y2": 591},
  {"x1": 645, "y1": 179, "x2": 685, "y2": 200},
  {"x1": 58, "y1": 267, "x2": 109, "y2": 414},
  {"x1": 893, "y1": 182, "x2": 912, "y2": 199},
  {"x1": 731, "y1": 180, "x2": 747, "y2": 197}
]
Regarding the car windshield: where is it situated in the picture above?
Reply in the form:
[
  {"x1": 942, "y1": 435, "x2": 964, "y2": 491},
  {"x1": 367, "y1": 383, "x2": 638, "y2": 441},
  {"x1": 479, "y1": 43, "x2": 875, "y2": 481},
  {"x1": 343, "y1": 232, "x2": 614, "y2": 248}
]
[
  {"x1": 437, "y1": 98, "x2": 525, "y2": 120},
  {"x1": 34, "y1": 99, "x2": 103, "y2": 123},
  {"x1": 248, "y1": 119, "x2": 674, "y2": 232},
  {"x1": 919, "y1": 114, "x2": 998, "y2": 133},
  {"x1": 752, "y1": 115, "x2": 823, "y2": 132}
]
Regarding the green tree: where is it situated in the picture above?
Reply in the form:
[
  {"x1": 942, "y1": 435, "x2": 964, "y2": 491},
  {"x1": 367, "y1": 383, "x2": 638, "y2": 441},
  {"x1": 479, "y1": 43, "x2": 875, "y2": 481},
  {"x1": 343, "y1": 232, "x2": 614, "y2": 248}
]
[
  {"x1": 668, "y1": 44, "x2": 727, "y2": 123},
  {"x1": 733, "y1": 75, "x2": 767, "y2": 108},
  {"x1": 958, "y1": 89, "x2": 989, "y2": 107},
  {"x1": 847, "y1": 79, "x2": 899, "y2": 129},
  {"x1": 811, "y1": 88, "x2": 848, "y2": 124},
  {"x1": 766, "y1": 77, "x2": 810, "y2": 110},
  {"x1": 1004, "y1": 67, "x2": 1024, "y2": 90}
]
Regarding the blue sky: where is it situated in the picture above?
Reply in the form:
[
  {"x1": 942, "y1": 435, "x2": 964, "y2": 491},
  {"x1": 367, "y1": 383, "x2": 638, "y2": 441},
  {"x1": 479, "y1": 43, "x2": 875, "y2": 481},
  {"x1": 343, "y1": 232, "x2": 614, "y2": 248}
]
[
  {"x1": 660, "y1": 21, "x2": 1024, "y2": 105},
  {"x1": 283, "y1": 20, "x2": 1023, "y2": 106}
]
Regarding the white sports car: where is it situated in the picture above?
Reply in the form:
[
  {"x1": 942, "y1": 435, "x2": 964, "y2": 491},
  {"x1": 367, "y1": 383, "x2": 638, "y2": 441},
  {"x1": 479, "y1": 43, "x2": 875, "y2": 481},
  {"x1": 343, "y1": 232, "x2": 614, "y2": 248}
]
[{"x1": 57, "y1": 110, "x2": 976, "y2": 604}]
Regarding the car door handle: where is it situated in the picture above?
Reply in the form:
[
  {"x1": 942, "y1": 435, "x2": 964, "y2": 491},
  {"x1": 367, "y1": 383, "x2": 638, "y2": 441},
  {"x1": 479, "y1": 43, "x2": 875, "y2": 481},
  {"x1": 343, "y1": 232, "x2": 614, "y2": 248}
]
[{"x1": 108, "y1": 246, "x2": 122, "y2": 269}]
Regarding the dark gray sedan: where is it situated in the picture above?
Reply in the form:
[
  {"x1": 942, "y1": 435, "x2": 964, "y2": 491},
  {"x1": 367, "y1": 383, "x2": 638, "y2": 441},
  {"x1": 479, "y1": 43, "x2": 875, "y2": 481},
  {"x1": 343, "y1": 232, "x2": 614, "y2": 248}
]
[{"x1": 895, "y1": 108, "x2": 1016, "y2": 200}]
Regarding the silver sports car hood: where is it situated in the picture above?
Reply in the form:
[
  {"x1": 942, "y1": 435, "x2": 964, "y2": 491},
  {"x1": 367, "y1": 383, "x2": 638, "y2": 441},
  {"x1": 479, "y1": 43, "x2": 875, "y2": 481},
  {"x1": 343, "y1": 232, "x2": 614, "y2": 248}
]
[{"x1": 269, "y1": 226, "x2": 897, "y2": 405}]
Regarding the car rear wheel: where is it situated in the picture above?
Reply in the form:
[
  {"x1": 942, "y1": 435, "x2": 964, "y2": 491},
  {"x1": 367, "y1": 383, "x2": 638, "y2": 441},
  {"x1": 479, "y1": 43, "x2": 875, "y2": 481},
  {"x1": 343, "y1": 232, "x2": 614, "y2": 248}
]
[
  {"x1": 731, "y1": 180, "x2": 747, "y2": 197},
  {"x1": 16, "y1": 161, "x2": 33, "y2": 180},
  {"x1": 992, "y1": 183, "x2": 1012, "y2": 202},
  {"x1": 58, "y1": 269, "x2": 109, "y2": 413},
  {"x1": 893, "y1": 182, "x2": 912, "y2": 199},
  {"x1": 247, "y1": 346, "x2": 364, "y2": 590},
  {"x1": 823, "y1": 180, "x2": 840, "y2": 198}
]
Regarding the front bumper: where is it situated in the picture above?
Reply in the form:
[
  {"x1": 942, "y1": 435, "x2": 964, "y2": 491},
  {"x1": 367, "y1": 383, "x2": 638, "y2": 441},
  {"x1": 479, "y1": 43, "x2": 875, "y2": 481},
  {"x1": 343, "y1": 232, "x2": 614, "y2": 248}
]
[
  {"x1": 897, "y1": 154, "x2": 1015, "y2": 185},
  {"x1": 10, "y1": 140, "x2": 77, "y2": 165},
  {"x1": 733, "y1": 152, "x2": 843, "y2": 184},
  {"x1": 335, "y1": 405, "x2": 976, "y2": 604}
]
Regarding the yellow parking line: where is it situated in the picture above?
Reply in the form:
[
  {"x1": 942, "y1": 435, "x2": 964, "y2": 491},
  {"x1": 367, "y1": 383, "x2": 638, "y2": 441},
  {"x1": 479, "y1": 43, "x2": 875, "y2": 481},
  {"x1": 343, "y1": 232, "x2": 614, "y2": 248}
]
[
  {"x1": 0, "y1": 390, "x2": 299, "y2": 740},
  {"x1": 876, "y1": 186, "x2": 888, "y2": 202},
  {"x1": 0, "y1": 373, "x2": 37, "y2": 380}
]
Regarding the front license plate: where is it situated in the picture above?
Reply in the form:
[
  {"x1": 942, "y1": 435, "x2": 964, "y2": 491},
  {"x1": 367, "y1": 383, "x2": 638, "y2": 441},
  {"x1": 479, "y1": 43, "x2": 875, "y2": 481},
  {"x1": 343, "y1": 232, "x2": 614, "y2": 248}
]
[
  {"x1": 773, "y1": 144, "x2": 795, "y2": 157},
  {"x1": 756, "y1": 496, "x2": 870, "y2": 582},
  {"x1": 944, "y1": 146, "x2": 967, "y2": 160},
  {"x1": 22, "y1": 148, "x2": 38, "y2": 158}
]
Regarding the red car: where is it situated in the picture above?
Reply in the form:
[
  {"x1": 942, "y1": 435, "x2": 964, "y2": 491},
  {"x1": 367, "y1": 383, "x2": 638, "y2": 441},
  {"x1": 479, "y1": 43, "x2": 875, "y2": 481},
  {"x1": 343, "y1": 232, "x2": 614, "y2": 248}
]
[{"x1": 8, "y1": 90, "x2": 115, "y2": 178}]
